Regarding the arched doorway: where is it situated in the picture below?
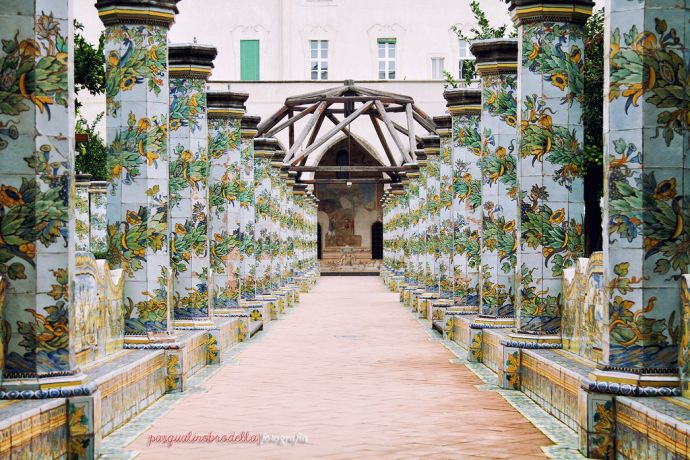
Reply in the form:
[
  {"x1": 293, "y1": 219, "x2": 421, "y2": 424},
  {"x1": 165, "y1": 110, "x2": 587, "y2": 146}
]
[
  {"x1": 254, "y1": 81, "x2": 436, "y2": 273},
  {"x1": 371, "y1": 221, "x2": 383, "y2": 259}
]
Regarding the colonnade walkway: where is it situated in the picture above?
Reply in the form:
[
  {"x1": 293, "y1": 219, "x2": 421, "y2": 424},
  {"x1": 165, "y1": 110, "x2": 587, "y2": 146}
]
[{"x1": 106, "y1": 277, "x2": 554, "y2": 459}]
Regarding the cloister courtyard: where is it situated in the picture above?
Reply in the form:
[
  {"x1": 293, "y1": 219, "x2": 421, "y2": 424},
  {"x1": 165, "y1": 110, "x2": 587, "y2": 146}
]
[{"x1": 1, "y1": 0, "x2": 690, "y2": 459}]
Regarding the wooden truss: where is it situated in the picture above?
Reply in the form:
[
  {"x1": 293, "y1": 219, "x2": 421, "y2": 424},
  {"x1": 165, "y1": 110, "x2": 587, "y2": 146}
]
[{"x1": 256, "y1": 80, "x2": 436, "y2": 182}]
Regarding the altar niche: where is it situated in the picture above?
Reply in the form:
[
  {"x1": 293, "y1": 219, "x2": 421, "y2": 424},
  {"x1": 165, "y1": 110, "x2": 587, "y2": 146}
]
[{"x1": 316, "y1": 139, "x2": 383, "y2": 274}]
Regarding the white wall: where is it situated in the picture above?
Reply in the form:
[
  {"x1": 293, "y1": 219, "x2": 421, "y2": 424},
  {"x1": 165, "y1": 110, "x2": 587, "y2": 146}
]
[{"x1": 74, "y1": 0, "x2": 604, "y2": 150}]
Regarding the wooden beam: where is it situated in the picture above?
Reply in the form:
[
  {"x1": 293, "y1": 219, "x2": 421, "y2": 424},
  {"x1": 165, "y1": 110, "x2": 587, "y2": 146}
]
[
  {"x1": 406, "y1": 103, "x2": 417, "y2": 161},
  {"x1": 412, "y1": 105, "x2": 437, "y2": 131},
  {"x1": 283, "y1": 101, "x2": 328, "y2": 162},
  {"x1": 307, "y1": 108, "x2": 327, "y2": 147},
  {"x1": 374, "y1": 100, "x2": 412, "y2": 163},
  {"x1": 290, "y1": 100, "x2": 375, "y2": 165},
  {"x1": 288, "y1": 110, "x2": 294, "y2": 147},
  {"x1": 256, "y1": 106, "x2": 289, "y2": 136},
  {"x1": 266, "y1": 102, "x2": 320, "y2": 137},
  {"x1": 291, "y1": 166, "x2": 414, "y2": 172},
  {"x1": 369, "y1": 114, "x2": 397, "y2": 167},
  {"x1": 413, "y1": 111, "x2": 436, "y2": 133},
  {"x1": 299, "y1": 178, "x2": 393, "y2": 184}
]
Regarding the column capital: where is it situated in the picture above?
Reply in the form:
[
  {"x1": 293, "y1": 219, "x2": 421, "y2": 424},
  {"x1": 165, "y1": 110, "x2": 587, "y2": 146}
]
[
  {"x1": 415, "y1": 150, "x2": 428, "y2": 167},
  {"x1": 444, "y1": 88, "x2": 481, "y2": 115},
  {"x1": 293, "y1": 183, "x2": 308, "y2": 195},
  {"x1": 169, "y1": 43, "x2": 217, "y2": 80},
  {"x1": 422, "y1": 134, "x2": 441, "y2": 156},
  {"x1": 391, "y1": 183, "x2": 405, "y2": 195},
  {"x1": 271, "y1": 150, "x2": 285, "y2": 169},
  {"x1": 207, "y1": 91, "x2": 248, "y2": 119},
  {"x1": 254, "y1": 137, "x2": 279, "y2": 158},
  {"x1": 434, "y1": 116, "x2": 452, "y2": 138},
  {"x1": 509, "y1": 0, "x2": 594, "y2": 26},
  {"x1": 95, "y1": 0, "x2": 180, "y2": 27},
  {"x1": 470, "y1": 39, "x2": 518, "y2": 77},
  {"x1": 241, "y1": 115, "x2": 261, "y2": 138}
]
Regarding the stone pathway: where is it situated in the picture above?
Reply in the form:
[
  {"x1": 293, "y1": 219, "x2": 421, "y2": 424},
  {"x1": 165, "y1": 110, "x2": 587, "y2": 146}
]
[{"x1": 116, "y1": 276, "x2": 555, "y2": 459}]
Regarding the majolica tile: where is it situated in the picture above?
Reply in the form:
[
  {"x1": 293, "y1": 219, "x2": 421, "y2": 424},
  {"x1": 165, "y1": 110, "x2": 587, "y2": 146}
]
[
  {"x1": 0, "y1": 3, "x2": 82, "y2": 380},
  {"x1": 511, "y1": 3, "x2": 592, "y2": 337},
  {"x1": 168, "y1": 44, "x2": 216, "y2": 326},
  {"x1": 445, "y1": 90, "x2": 482, "y2": 308},
  {"x1": 602, "y1": 0, "x2": 689, "y2": 373},
  {"x1": 470, "y1": 39, "x2": 519, "y2": 319},
  {"x1": 97, "y1": 1, "x2": 179, "y2": 341}
]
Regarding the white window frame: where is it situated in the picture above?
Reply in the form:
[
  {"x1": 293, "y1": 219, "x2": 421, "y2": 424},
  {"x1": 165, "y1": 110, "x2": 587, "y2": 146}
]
[
  {"x1": 458, "y1": 39, "x2": 475, "y2": 79},
  {"x1": 378, "y1": 40, "x2": 396, "y2": 80},
  {"x1": 431, "y1": 57, "x2": 445, "y2": 80},
  {"x1": 310, "y1": 40, "x2": 329, "y2": 80}
]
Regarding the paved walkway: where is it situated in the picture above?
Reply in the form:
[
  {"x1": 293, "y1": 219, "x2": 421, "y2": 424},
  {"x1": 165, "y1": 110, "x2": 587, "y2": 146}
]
[{"x1": 126, "y1": 276, "x2": 551, "y2": 459}]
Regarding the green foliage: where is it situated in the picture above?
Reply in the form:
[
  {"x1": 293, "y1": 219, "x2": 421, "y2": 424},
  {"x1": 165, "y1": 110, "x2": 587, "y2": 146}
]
[
  {"x1": 74, "y1": 20, "x2": 105, "y2": 110},
  {"x1": 75, "y1": 111, "x2": 107, "y2": 180},
  {"x1": 583, "y1": 9, "x2": 604, "y2": 166},
  {"x1": 451, "y1": 0, "x2": 515, "y2": 86}
]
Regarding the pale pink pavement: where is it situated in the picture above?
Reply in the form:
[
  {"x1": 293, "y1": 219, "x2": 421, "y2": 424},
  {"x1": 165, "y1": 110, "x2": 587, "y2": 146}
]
[{"x1": 126, "y1": 276, "x2": 551, "y2": 459}]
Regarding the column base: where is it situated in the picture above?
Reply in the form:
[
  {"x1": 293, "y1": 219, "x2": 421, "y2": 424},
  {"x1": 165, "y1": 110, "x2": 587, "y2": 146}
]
[
  {"x1": 501, "y1": 332, "x2": 562, "y2": 348},
  {"x1": 1, "y1": 372, "x2": 91, "y2": 399},
  {"x1": 471, "y1": 315, "x2": 514, "y2": 328},
  {"x1": 418, "y1": 293, "x2": 439, "y2": 319},
  {"x1": 585, "y1": 368, "x2": 680, "y2": 396},
  {"x1": 451, "y1": 305, "x2": 480, "y2": 315},
  {"x1": 124, "y1": 331, "x2": 178, "y2": 348},
  {"x1": 173, "y1": 318, "x2": 216, "y2": 329}
]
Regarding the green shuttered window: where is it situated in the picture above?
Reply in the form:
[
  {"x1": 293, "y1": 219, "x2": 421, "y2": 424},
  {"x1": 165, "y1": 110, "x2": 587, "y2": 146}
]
[{"x1": 240, "y1": 40, "x2": 260, "y2": 81}]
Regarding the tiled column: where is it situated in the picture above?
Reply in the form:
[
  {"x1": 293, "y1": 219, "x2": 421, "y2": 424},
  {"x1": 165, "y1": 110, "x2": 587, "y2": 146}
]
[
  {"x1": 88, "y1": 181, "x2": 108, "y2": 255},
  {"x1": 253, "y1": 138, "x2": 277, "y2": 297},
  {"x1": 405, "y1": 154, "x2": 427, "y2": 310},
  {"x1": 0, "y1": 1, "x2": 88, "y2": 391},
  {"x1": 435, "y1": 118, "x2": 454, "y2": 302},
  {"x1": 509, "y1": 0, "x2": 590, "y2": 347},
  {"x1": 577, "y1": 6, "x2": 686, "y2": 453},
  {"x1": 168, "y1": 43, "x2": 216, "y2": 328},
  {"x1": 403, "y1": 170, "x2": 419, "y2": 290},
  {"x1": 75, "y1": 175, "x2": 92, "y2": 252},
  {"x1": 470, "y1": 39, "x2": 519, "y2": 327},
  {"x1": 292, "y1": 184, "x2": 309, "y2": 287},
  {"x1": 206, "y1": 91, "x2": 248, "y2": 314},
  {"x1": 239, "y1": 115, "x2": 259, "y2": 303},
  {"x1": 252, "y1": 138, "x2": 279, "y2": 319},
  {"x1": 418, "y1": 136, "x2": 441, "y2": 318},
  {"x1": 445, "y1": 89, "x2": 482, "y2": 312},
  {"x1": 97, "y1": 0, "x2": 179, "y2": 345}
]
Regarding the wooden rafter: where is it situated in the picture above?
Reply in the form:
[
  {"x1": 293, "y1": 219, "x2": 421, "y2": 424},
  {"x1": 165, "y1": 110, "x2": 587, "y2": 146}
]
[
  {"x1": 291, "y1": 166, "x2": 414, "y2": 172},
  {"x1": 265, "y1": 102, "x2": 321, "y2": 137},
  {"x1": 369, "y1": 114, "x2": 397, "y2": 167},
  {"x1": 283, "y1": 101, "x2": 328, "y2": 162},
  {"x1": 290, "y1": 100, "x2": 374, "y2": 166},
  {"x1": 256, "y1": 106, "x2": 289, "y2": 137},
  {"x1": 405, "y1": 103, "x2": 416, "y2": 160},
  {"x1": 373, "y1": 100, "x2": 413, "y2": 164}
]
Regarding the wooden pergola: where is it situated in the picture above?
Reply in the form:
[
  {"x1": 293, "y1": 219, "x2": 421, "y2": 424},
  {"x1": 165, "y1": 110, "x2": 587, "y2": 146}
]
[{"x1": 256, "y1": 80, "x2": 436, "y2": 184}]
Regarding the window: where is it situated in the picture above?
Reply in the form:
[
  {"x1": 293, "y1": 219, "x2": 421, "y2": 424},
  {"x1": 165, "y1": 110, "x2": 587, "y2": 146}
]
[
  {"x1": 310, "y1": 40, "x2": 329, "y2": 80},
  {"x1": 458, "y1": 39, "x2": 475, "y2": 79},
  {"x1": 377, "y1": 38, "x2": 396, "y2": 80},
  {"x1": 240, "y1": 40, "x2": 260, "y2": 81},
  {"x1": 431, "y1": 57, "x2": 445, "y2": 80}
]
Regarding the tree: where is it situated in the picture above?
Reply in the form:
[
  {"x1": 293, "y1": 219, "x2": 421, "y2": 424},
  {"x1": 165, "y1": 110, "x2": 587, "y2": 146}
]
[
  {"x1": 74, "y1": 21, "x2": 105, "y2": 109},
  {"x1": 582, "y1": 9, "x2": 605, "y2": 254},
  {"x1": 74, "y1": 20, "x2": 107, "y2": 180},
  {"x1": 75, "y1": 112, "x2": 108, "y2": 181}
]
